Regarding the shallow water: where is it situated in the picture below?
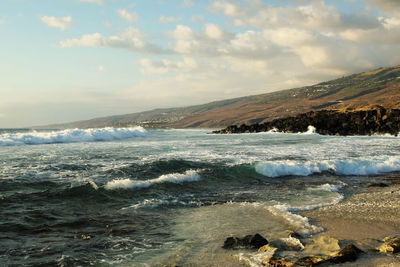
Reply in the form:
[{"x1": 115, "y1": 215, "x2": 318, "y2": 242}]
[{"x1": 1, "y1": 128, "x2": 399, "y2": 266}]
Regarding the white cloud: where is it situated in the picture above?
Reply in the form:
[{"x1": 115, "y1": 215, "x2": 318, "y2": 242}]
[
  {"x1": 159, "y1": 16, "x2": 180, "y2": 24},
  {"x1": 204, "y1": 23, "x2": 223, "y2": 39},
  {"x1": 59, "y1": 0, "x2": 400, "y2": 114},
  {"x1": 60, "y1": 27, "x2": 167, "y2": 54},
  {"x1": 79, "y1": 0, "x2": 104, "y2": 5},
  {"x1": 182, "y1": 0, "x2": 194, "y2": 8},
  {"x1": 211, "y1": 1, "x2": 244, "y2": 17},
  {"x1": 98, "y1": 65, "x2": 105, "y2": 72},
  {"x1": 140, "y1": 57, "x2": 197, "y2": 74},
  {"x1": 40, "y1": 15, "x2": 72, "y2": 30},
  {"x1": 117, "y1": 9, "x2": 138, "y2": 22}
]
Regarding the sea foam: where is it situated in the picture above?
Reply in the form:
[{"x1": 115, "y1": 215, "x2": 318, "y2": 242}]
[
  {"x1": 105, "y1": 170, "x2": 201, "y2": 190},
  {"x1": 0, "y1": 127, "x2": 148, "y2": 146},
  {"x1": 255, "y1": 156, "x2": 400, "y2": 177}
]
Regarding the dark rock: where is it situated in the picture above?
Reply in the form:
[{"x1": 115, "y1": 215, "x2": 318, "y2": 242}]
[
  {"x1": 222, "y1": 237, "x2": 239, "y2": 249},
  {"x1": 294, "y1": 256, "x2": 323, "y2": 266},
  {"x1": 367, "y1": 182, "x2": 389, "y2": 188},
  {"x1": 249, "y1": 233, "x2": 269, "y2": 248},
  {"x1": 212, "y1": 107, "x2": 400, "y2": 136},
  {"x1": 222, "y1": 233, "x2": 268, "y2": 250},
  {"x1": 328, "y1": 244, "x2": 364, "y2": 263}
]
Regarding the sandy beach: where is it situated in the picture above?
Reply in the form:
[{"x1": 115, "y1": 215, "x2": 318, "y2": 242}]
[{"x1": 304, "y1": 178, "x2": 400, "y2": 266}]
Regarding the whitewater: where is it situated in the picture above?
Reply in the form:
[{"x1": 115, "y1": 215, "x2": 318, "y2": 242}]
[
  {"x1": 1, "y1": 127, "x2": 400, "y2": 266},
  {"x1": 0, "y1": 127, "x2": 148, "y2": 146}
]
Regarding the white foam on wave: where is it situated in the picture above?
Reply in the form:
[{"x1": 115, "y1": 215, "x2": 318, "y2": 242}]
[
  {"x1": 104, "y1": 170, "x2": 201, "y2": 190},
  {"x1": 310, "y1": 183, "x2": 344, "y2": 193},
  {"x1": 265, "y1": 182, "x2": 347, "y2": 234},
  {"x1": 0, "y1": 127, "x2": 148, "y2": 146},
  {"x1": 254, "y1": 125, "x2": 317, "y2": 135},
  {"x1": 303, "y1": 125, "x2": 316, "y2": 134},
  {"x1": 267, "y1": 204, "x2": 323, "y2": 235},
  {"x1": 121, "y1": 198, "x2": 202, "y2": 210},
  {"x1": 255, "y1": 156, "x2": 400, "y2": 177}
]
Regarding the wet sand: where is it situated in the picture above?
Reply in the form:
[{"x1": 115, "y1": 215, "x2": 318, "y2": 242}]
[{"x1": 304, "y1": 183, "x2": 400, "y2": 266}]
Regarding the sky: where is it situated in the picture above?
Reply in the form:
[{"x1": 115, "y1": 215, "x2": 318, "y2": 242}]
[{"x1": 1, "y1": 0, "x2": 400, "y2": 128}]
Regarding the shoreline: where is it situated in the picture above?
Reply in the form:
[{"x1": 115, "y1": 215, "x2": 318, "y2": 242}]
[
  {"x1": 301, "y1": 179, "x2": 400, "y2": 266},
  {"x1": 213, "y1": 107, "x2": 400, "y2": 136}
]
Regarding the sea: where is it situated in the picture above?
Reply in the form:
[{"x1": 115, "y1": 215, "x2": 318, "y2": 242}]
[{"x1": 1, "y1": 126, "x2": 400, "y2": 266}]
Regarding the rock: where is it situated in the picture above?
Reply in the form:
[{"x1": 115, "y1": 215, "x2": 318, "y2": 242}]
[
  {"x1": 377, "y1": 235, "x2": 400, "y2": 253},
  {"x1": 222, "y1": 233, "x2": 268, "y2": 250},
  {"x1": 293, "y1": 256, "x2": 324, "y2": 266},
  {"x1": 249, "y1": 233, "x2": 269, "y2": 248},
  {"x1": 367, "y1": 182, "x2": 389, "y2": 188},
  {"x1": 303, "y1": 235, "x2": 340, "y2": 257},
  {"x1": 223, "y1": 237, "x2": 239, "y2": 249},
  {"x1": 213, "y1": 107, "x2": 400, "y2": 136},
  {"x1": 328, "y1": 243, "x2": 364, "y2": 263},
  {"x1": 266, "y1": 256, "x2": 295, "y2": 267},
  {"x1": 258, "y1": 244, "x2": 277, "y2": 253}
]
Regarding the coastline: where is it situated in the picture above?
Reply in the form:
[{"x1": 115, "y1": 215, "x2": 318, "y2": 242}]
[
  {"x1": 302, "y1": 177, "x2": 400, "y2": 266},
  {"x1": 213, "y1": 107, "x2": 400, "y2": 136}
]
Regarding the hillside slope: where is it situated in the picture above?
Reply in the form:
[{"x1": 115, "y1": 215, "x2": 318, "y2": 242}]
[{"x1": 41, "y1": 65, "x2": 400, "y2": 129}]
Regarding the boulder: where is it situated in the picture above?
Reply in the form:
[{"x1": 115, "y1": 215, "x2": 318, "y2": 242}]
[
  {"x1": 328, "y1": 244, "x2": 364, "y2": 263},
  {"x1": 266, "y1": 256, "x2": 295, "y2": 267},
  {"x1": 377, "y1": 235, "x2": 400, "y2": 253},
  {"x1": 222, "y1": 233, "x2": 268, "y2": 250},
  {"x1": 293, "y1": 256, "x2": 324, "y2": 266},
  {"x1": 367, "y1": 182, "x2": 389, "y2": 188}
]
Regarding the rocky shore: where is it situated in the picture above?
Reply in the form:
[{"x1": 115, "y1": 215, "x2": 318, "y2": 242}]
[
  {"x1": 220, "y1": 183, "x2": 400, "y2": 266},
  {"x1": 212, "y1": 107, "x2": 400, "y2": 136}
]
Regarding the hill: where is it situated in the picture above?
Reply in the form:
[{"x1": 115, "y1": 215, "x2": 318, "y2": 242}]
[{"x1": 39, "y1": 65, "x2": 400, "y2": 129}]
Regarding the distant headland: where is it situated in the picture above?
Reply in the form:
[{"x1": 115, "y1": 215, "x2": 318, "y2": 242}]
[{"x1": 212, "y1": 106, "x2": 400, "y2": 136}]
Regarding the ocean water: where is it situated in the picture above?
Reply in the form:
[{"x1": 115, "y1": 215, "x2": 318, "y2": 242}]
[{"x1": 1, "y1": 127, "x2": 400, "y2": 266}]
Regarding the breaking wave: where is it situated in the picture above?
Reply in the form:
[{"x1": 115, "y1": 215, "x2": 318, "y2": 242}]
[
  {"x1": 104, "y1": 170, "x2": 201, "y2": 190},
  {"x1": 0, "y1": 127, "x2": 148, "y2": 146},
  {"x1": 268, "y1": 204, "x2": 324, "y2": 235},
  {"x1": 255, "y1": 156, "x2": 400, "y2": 177}
]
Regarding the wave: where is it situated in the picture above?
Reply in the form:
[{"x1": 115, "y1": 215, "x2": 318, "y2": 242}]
[
  {"x1": 104, "y1": 170, "x2": 201, "y2": 190},
  {"x1": 0, "y1": 127, "x2": 148, "y2": 146},
  {"x1": 121, "y1": 197, "x2": 203, "y2": 210},
  {"x1": 267, "y1": 204, "x2": 323, "y2": 235},
  {"x1": 255, "y1": 156, "x2": 400, "y2": 177}
]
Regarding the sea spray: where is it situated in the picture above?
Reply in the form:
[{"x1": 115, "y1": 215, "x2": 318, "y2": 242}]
[
  {"x1": 255, "y1": 156, "x2": 400, "y2": 177},
  {"x1": 104, "y1": 170, "x2": 201, "y2": 190},
  {"x1": 0, "y1": 126, "x2": 148, "y2": 146}
]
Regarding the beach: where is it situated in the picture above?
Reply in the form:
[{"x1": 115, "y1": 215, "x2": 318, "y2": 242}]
[{"x1": 302, "y1": 176, "x2": 400, "y2": 266}]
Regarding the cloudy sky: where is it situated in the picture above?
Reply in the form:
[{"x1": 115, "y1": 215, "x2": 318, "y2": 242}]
[{"x1": 1, "y1": 0, "x2": 400, "y2": 127}]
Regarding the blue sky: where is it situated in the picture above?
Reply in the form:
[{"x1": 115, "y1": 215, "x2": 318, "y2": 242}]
[{"x1": 1, "y1": 0, "x2": 400, "y2": 127}]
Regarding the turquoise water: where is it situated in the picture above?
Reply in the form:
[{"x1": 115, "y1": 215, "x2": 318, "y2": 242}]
[{"x1": 1, "y1": 128, "x2": 399, "y2": 266}]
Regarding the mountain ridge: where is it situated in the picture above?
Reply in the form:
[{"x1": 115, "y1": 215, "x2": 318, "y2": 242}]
[{"x1": 37, "y1": 65, "x2": 400, "y2": 129}]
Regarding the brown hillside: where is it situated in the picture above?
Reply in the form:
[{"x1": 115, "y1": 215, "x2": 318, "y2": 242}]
[{"x1": 39, "y1": 65, "x2": 400, "y2": 129}]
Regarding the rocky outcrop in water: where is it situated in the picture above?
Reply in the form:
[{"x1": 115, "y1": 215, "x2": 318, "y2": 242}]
[
  {"x1": 213, "y1": 107, "x2": 400, "y2": 136},
  {"x1": 222, "y1": 233, "x2": 268, "y2": 250},
  {"x1": 327, "y1": 243, "x2": 364, "y2": 264},
  {"x1": 262, "y1": 243, "x2": 364, "y2": 266}
]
